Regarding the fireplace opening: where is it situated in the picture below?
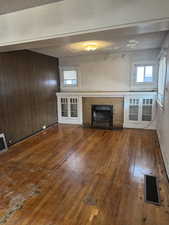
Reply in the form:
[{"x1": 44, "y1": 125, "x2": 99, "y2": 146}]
[{"x1": 91, "y1": 105, "x2": 113, "y2": 129}]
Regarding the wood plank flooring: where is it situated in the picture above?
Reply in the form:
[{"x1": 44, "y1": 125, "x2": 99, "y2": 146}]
[{"x1": 0, "y1": 125, "x2": 169, "y2": 225}]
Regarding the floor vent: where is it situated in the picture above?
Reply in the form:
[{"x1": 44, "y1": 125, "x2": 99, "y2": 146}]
[{"x1": 144, "y1": 175, "x2": 160, "y2": 205}]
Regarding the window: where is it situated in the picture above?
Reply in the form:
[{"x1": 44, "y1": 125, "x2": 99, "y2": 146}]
[
  {"x1": 60, "y1": 66, "x2": 80, "y2": 90},
  {"x1": 136, "y1": 65, "x2": 153, "y2": 83},
  {"x1": 158, "y1": 56, "x2": 167, "y2": 107},
  {"x1": 63, "y1": 69, "x2": 78, "y2": 87}
]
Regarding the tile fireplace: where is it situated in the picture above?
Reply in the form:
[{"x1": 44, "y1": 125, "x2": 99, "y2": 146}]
[{"x1": 91, "y1": 105, "x2": 113, "y2": 129}]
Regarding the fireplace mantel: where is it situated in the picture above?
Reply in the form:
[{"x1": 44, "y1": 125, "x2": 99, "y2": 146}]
[{"x1": 56, "y1": 91, "x2": 157, "y2": 98}]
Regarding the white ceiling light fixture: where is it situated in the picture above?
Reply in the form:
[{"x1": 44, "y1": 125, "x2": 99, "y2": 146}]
[
  {"x1": 128, "y1": 39, "x2": 139, "y2": 44},
  {"x1": 69, "y1": 41, "x2": 112, "y2": 53},
  {"x1": 126, "y1": 39, "x2": 139, "y2": 48},
  {"x1": 83, "y1": 43, "x2": 97, "y2": 51}
]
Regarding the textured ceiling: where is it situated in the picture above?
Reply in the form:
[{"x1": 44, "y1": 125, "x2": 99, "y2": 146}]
[
  {"x1": 32, "y1": 30, "x2": 167, "y2": 58},
  {"x1": 0, "y1": 0, "x2": 62, "y2": 15}
]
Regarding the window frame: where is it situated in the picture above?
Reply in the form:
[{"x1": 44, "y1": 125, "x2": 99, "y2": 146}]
[
  {"x1": 135, "y1": 64, "x2": 154, "y2": 84},
  {"x1": 130, "y1": 61, "x2": 157, "y2": 91},
  {"x1": 60, "y1": 66, "x2": 80, "y2": 90},
  {"x1": 157, "y1": 54, "x2": 167, "y2": 108},
  {"x1": 63, "y1": 70, "x2": 78, "y2": 87}
]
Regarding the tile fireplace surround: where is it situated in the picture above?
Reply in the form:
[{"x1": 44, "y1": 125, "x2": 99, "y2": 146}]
[{"x1": 83, "y1": 97, "x2": 123, "y2": 128}]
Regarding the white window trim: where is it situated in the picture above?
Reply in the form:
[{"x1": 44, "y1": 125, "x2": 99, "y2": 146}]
[
  {"x1": 130, "y1": 61, "x2": 157, "y2": 91},
  {"x1": 60, "y1": 66, "x2": 81, "y2": 90},
  {"x1": 135, "y1": 64, "x2": 153, "y2": 83},
  {"x1": 157, "y1": 53, "x2": 167, "y2": 109}
]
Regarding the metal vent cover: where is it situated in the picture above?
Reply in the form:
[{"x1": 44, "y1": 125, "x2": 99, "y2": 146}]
[{"x1": 0, "y1": 133, "x2": 8, "y2": 152}]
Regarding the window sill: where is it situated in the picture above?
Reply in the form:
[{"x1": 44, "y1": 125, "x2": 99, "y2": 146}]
[{"x1": 135, "y1": 82, "x2": 154, "y2": 84}]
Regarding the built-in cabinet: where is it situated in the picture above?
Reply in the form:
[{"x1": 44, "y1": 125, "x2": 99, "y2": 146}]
[
  {"x1": 57, "y1": 92, "x2": 156, "y2": 129},
  {"x1": 124, "y1": 93, "x2": 156, "y2": 129},
  {"x1": 57, "y1": 96, "x2": 83, "y2": 124}
]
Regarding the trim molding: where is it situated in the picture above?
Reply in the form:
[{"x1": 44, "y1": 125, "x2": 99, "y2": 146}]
[
  {"x1": 123, "y1": 122, "x2": 156, "y2": 130},
  {"x1": 9, "y1": 122, "x2": 58, "y2": 146},
  {"x1": 56, "y1": 91, "x2": 157, "y2": 98},
  {"x1": 157, "y1": 129, "x2": 169, "y2": 179}
]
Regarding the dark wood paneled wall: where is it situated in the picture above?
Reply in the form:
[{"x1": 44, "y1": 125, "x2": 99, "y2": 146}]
[{"x1": 0, "y1": 50, "x2": 60, "y2": 144}]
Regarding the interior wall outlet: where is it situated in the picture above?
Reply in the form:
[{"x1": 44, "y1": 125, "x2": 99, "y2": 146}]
[{"x1": 42, "y1": 125, "x2": 46, "y2": 130}]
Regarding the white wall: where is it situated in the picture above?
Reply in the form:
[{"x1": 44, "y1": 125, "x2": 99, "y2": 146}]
[
  {"x1": 157, "y1": 33, "x2": 169, "y2": 177},
  {"x1": 0, "y1": 0, "x2": 169, "y2": 47},
  {"x1": 59, "y1": 49, "x2": 159, "y2": 92}
]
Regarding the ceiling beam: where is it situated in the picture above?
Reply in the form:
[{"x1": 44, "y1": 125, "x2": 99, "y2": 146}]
[
  {"x1": 0, "y1": 0, "x2": 169, "y2": 51},
  {"x1": 0, "y1": 0, "x2": 62, "y2": 15}
]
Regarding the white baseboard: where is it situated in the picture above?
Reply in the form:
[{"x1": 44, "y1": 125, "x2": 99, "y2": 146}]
[
  {"x1": 123, "y1": 122, "x2": 156, "y2": 130},
  {"x1": 157, "y1": 130, "x2": 169, "y2": 179},
  {"x1": 58, "y1": 120, "x2": 82, "y2": 125}
]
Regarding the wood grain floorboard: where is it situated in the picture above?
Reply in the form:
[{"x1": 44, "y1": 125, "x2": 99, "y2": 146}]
[{"x1": 0, "y1": 125, "x2": 169, "y2": 225}]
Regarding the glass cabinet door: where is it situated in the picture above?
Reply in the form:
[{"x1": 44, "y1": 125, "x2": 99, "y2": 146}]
[
  {"x1": 58, "y1": 96, "x2": 82, "y2": 124},
  {"x1": 142, "y1": 99, "x2": 153, "y2": 121},
  {"x1": 70, "y1": 98, "x2": 78, "y2": 118},
  {"x1": 129, "y1": 98, "x2": 139, "y2": 121},
  {"x1": 61, "y1": 98, "x2": 68, "y2": 117}
]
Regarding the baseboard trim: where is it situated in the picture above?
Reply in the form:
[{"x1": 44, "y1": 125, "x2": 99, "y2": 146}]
[
  {"x1": 8, "y1": 122, "x2": 58, "y2": 147},
  {"x1": 156, "y1": 130, "x2": 169, "y2": 182},
  {"x1": 123, "y1": 122, "x2": 156, "y2": 130}
]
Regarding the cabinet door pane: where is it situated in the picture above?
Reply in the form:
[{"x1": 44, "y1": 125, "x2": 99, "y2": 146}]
[
  {"x1": 61, "y1": 98, "x2": 68, "y2": 117},
  {"x1": 142, "y1": 99, "x2": 152, "y2": 121},
  {"x1": 129, "y1": 98, "x2": 139, "y2": 121},
  {"x1": 70, "y1": 98, "x2": 78, "y2": 117}
]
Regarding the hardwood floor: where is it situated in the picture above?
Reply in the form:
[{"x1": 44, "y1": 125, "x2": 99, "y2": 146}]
[{"x1": 0, "y1": 125, "x2": 169, "y2": 225}]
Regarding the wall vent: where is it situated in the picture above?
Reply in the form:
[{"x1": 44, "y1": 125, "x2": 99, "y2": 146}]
[
  {"x1": 144, "y1": 175, "x2": 160, "y2": 205},
  {"x1": 0, "y1": 134, "x2": 8, "y2": 152}
]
